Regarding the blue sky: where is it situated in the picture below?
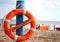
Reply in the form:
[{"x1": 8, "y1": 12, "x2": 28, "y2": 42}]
[{"x1": 0, "y1": 0, "x2": 60, "y2": 21}]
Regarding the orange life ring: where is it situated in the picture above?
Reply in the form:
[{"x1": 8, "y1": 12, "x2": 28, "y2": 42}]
[{"x1": 4, "y1": 9, "x2": 36, "y2": 42}]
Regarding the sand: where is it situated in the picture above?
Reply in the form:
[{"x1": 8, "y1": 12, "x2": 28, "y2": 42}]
[{"x1": 0, "y1": 28, "x2": 60, "y2": 42}]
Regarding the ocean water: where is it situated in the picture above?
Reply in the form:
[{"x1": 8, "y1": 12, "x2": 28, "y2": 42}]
[
  {"x1": 10, "y1": 20, "x2": 60, "y2": 30},
  {"x1": 0, "y1": 19, "x2": 60, "y2": 30},
  {"x1": 24, "y1": 21, "x2": 60, "y2": 30},
  {"x1": 37, "y1": 21, "x2": 60, "y2": 30}
]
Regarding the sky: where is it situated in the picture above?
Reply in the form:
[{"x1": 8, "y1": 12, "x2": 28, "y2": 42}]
[{"x1": 0, "y1": 0, "x2": 60, "y2": 21}]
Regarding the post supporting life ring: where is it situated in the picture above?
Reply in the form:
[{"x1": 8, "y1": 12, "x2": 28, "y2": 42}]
[{"x1": 4, "y1": 9, "x2": 36, "y2": 42}]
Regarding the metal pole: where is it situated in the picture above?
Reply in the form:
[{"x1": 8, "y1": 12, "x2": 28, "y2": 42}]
[
  {"x1": 54, "y1": 25, "x2": 55, "y2": 31},
  {"x1": 16, "y1": 0, "x2": 25, "y2": 42}
]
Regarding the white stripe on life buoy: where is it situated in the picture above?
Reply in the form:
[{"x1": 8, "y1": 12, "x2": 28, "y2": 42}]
[
  {"x1": 4, "y1": 19, "x2": 11, "y2": 22},
  {"x1": 30, "y1": 28, "x2": 36, "y2": 32}
]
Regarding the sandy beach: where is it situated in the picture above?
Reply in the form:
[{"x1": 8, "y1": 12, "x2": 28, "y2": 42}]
[{"x1": 0, "y1": 28, "x2": 60, "y2": 42}]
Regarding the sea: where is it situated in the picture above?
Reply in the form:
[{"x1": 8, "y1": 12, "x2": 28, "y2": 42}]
[{"x1": 0, "y1": 19, "x2": 60, "y2": 30}]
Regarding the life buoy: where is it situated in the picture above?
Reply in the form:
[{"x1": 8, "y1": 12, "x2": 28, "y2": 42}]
[{"x1": 4, "y1": 9, "x2": 36, "y2": 42}]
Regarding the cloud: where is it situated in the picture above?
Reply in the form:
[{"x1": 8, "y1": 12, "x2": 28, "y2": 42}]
[
  {"x1": 0, "y1": 0, "x2": 16, "y2": 4},
  {"x1": 48, "y1": 4, "x2": 55, "y2": 9},
  {"x1": 43, "y1": 0, "x2": 56, "y2": 9},
  {"x1": 44, "y1": 1, "x2": 51, "y2": 4},
  {"x1": 43, "y1": 0, "x2": 60, "y2": 9},
  {"x1": 0, "y1": 4, "x2": 16, "y2": 19},
  {"x1": 0, "y1": 0, "x2": 60, "y2": 21},
  {"x1": 55, "y1": 2, "x2": 60, "y2": 6}
]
